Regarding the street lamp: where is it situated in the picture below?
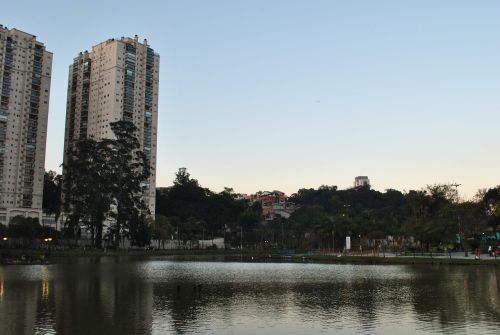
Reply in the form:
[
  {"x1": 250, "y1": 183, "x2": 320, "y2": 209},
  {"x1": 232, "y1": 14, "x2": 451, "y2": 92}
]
[
  {"x1": 332, "y1": 228, "x2": 335, "y2": 252},
  {"x1": 450, "y1": 183, "x2": 466, "y2": 256}
]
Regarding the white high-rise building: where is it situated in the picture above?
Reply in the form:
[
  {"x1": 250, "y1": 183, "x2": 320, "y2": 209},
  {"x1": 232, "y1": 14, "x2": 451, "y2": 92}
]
[
  {"x1": 63, "y1": 36, "x2": 159, "y2": 215},
  {"x1": 0, "y1": 25, "x2": 52, "y2": 225}
]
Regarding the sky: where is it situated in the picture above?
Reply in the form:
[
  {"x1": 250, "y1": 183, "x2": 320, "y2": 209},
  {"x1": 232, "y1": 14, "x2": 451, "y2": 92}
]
[{"x1": 2, "y1": 0, "x2": 500, "y2": 199}]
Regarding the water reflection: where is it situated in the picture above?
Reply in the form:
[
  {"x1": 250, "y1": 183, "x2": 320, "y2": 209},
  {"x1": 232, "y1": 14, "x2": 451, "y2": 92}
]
[
  {"x1": 408, "y1": 266, "x2": 500, "y2": 333},
  {"x1": 47, "y1": 262, "x2": 153, "y2": 335},
  {"x1": 0, "y1": 259, "x2": 498, "y2": 335}
]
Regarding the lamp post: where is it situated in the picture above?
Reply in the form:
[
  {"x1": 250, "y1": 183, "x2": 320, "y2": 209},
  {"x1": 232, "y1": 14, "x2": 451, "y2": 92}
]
[
  {"x1": 450, "y1": 183, "x2": 465, "y2": 256},
  {"x1": 176, "y1": 226, "x2": 180, "y2": 249},
  {"x1": 332, "y1": 228, "x2": 335, "y2": 252},
  {"x1": 359, "y1": 234, "x2": 362, "y2": 255},
  {"x1": 43, "y1": 237, "x2": 52, "y2": 253}
]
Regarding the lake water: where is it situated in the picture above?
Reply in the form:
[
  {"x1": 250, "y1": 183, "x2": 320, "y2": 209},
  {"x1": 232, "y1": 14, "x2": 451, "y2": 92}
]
[{"x1": 0, "y1": 257, "x2": 499, "y2": 334}]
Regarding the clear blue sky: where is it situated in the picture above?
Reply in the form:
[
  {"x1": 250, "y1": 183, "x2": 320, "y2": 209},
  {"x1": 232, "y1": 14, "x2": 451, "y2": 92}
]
[{"x1": 3, "y1": 0, "x2": 500, "y2": 198}]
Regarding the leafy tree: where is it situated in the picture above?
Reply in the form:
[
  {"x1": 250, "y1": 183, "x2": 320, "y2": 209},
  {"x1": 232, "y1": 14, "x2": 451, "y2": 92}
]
[
  {"x1": 63, "y1": 139, "x2": 113, "y2": 247},
  {"x1": 151, "y1": 215, "x2": 174, "y2": 248},
  {"x1": 394, "y1": 185, "x2": 463, "y2": 251},
  {"x1": 0, "y1": 224, "x2": 6, "y2": 237},
  {"x1": 107, "y1": 121, "x2": 151, "y2": 247},
  {"x1": 455, "y1": 201, "x2": 487, "y2": 251},
  {"x1": 482, "y1": 186, "x2": 500, "y2": 232},
  {"x1": 156, "y1": 168, "x2": 210, "y2": 222},
  {"x1": 156, "y1": 168, "x2": 247, "y2": 244},
  {"x1": 8, "y1": 216, "x2": 41, "y2": 244},
  {"x1": 43, "y1": 170, "x2": 62, "y2": 220},
  {"x1": 128, "y1": 213, "x2": 151, "y2": 247},
  {"x1": 62, "y1": 121, "x2": 150, "y2": 248},
  {"x1": 237, "y1": 202, "x2": 263, "y2": 248},
  {"x1": 206, "y1": 190, "x2": 245, "y2": 239},
  {"x1": 289, "y1": 205, "x2": 331, "y2": 249}
]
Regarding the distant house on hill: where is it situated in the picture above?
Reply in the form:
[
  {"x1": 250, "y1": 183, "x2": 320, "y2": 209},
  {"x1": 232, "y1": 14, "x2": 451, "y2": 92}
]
[{"x1": 250, "y1": 191, "x2": 296, "y2": 221}]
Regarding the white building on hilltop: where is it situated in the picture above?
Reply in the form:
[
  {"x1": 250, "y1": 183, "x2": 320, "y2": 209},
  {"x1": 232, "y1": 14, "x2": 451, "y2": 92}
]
[{"x1": 354, "y1": 176, "x2": 370, "y2": 188}]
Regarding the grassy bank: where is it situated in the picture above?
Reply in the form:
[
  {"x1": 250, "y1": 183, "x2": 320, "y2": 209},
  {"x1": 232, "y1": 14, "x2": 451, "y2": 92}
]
[
  {"x1": 298, "y1": 254, "x2": 500, "y2": 266},
  {"x1": 1, "y1": 248, "x2": 499, "y2": 266},
  {"x1": 0, "y1": 248, "x2": 273, "y2": 264}
]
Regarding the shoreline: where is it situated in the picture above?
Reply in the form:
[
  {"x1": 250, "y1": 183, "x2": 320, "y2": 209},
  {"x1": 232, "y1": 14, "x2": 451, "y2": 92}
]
[{"x1": 1, "y1": 249, "x2": 499, "y2": 266}]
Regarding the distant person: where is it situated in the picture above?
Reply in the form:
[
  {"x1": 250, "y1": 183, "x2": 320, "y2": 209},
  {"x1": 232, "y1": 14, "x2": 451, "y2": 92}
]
[{"x1": 488, "y1": 245, "x2": 492, "y2": 257}]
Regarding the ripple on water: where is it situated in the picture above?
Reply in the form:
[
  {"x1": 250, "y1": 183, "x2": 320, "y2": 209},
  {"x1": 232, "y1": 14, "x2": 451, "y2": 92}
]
[{"x1": 1, "y1": 260, "x2": 499, "y2": 335}]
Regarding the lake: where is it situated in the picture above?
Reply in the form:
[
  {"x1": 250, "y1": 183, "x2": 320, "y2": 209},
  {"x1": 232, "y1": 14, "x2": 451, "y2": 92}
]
[{"x1": 0, "y1": 257, "x2": 499, "y2": 334}]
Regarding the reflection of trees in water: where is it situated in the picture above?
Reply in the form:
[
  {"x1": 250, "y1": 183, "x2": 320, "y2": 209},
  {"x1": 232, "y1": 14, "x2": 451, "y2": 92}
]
[
  {"x1": 286, "y1": 278, "x2": 414, "y2": 331},
  {"x1": 0, "y1": 266, "x2": 59, "y2": 335},
  {"x1": 153, "y1": 279, "x2": 413, "y2": 333},
  {"x1": 153, "y1": 281, "x2": 296, "y2": 334},
  {"x1": 284, "y1": 266, "x2": 499, "y2": 332},
  {"x1": 34, "y1": 275, "x2": 57, "y2": 334},
  {"x1": 0, "y1": 280, "x2": 40, "y2": 335},
  {"x1": 1, "y1": 262, "x2": 499, "y2": 334},
  {"x1": 0, "y1": 260, "x2": 154, "y2": 335},
  {"x1": 153, "y1": 265, "x2": 500, "y2": 333},
  {"x1": 51, "y1": 261, "x2": 153, "y2": 335},
  {"x1": 408, "y1": 265, "x2": 500, "y2": 328},
  {"x1": 153, "y1": 282, "x2": 204, "y2": 334}
]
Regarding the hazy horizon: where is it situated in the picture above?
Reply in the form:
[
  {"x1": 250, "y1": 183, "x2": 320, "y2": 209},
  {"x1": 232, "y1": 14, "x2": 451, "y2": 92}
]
[{"x1": 2, "y1": 0, "x2": 500, "y2": 199}]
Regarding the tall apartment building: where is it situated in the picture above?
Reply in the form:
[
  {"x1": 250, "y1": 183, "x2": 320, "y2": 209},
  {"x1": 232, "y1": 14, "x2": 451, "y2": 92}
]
[
  {"x1": 63, "y1": 36, "x2": 159, "y2": 215},
  {"x1": 0, "y1": 25, "x2": 52, "y2": 225}
]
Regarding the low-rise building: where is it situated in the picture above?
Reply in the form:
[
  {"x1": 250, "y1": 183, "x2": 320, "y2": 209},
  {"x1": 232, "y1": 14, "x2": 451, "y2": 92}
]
[{"x1": 249, "y1": 190, "x2": 295, "y2": 220}]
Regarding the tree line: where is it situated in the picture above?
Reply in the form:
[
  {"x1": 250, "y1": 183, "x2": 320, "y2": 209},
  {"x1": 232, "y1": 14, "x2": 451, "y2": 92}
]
[
  {"x1": 3, "y1": 150, "x2": 500, "y2": 251},
  {"x1": 155, "y1": 169, "x2": 499, "y2": 252},
  {"x1": 287, "y1": 184, "x2": 499, "y2": 251}
]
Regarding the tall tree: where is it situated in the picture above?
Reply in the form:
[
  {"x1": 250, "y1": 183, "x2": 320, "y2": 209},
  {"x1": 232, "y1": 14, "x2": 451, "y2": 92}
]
[
  {"x1": 63, "y1": 121, "x2": 151, "y2": 248},
  {"x1": 151, "y1": 215, "x2": 174, "y2": 248},
  {"x1": 43, "y1": 170, "x2": 62, "y2": 221},
  {"x1": 128, "y1": 213, "x2": 151, "y2": 247},
  {"x1": 156, "y1": 168, "x2": 211, "y2": 222},
  {"x1": 107, "y1": 121, "x2": 151, "y2": 247},
  {"x1": 482, "y1": 186, "x2": 500, "y2": 234},
  {"x1": 63, "y1": 139, "x2": 114, "y2": 247}
]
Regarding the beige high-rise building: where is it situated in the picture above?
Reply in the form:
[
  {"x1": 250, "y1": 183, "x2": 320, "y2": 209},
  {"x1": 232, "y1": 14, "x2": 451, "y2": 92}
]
[
  {"x1": 0, "y1": 25, "x2": 52, "y2": 225},
  {"x1": 63, "y1": 36, "x2": 159, "y2": 215}
]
